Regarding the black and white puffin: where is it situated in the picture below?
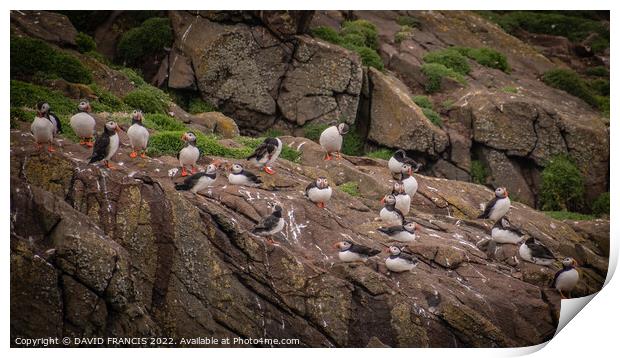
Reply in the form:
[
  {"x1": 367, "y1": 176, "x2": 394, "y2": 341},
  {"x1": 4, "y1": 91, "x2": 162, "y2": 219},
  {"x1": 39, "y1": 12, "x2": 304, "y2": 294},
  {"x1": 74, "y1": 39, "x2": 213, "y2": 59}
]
[
  {"x1": 247, "y1": 137, "x2": 282, "y2": 175},
  {"x1": 388, "y1": 150, "x2": 421, "y2": 178},
  {"x1": 380, "y1": 194, "x2": 405, "y2": 226},
  {"x1": 319, "y1": 123, "x2": 349, "y2": 160},
  {"x1": 175, "y1": 162, "x2": 219, "y2": 194},
  {"x1": 491, "y1": 216, "x2": 525, "y2": 245},
  {"x1": 31, "y1": 106, "x2": 56, "y2": 152},
  {"x1": 89, "y1": 121, "x2": 121, "y2": 169},
  {"x1": 391, "y1": 181, "x2": 411, "y2": 215},
  {"x1": 127, "y1": 110, "x2": 149, "y2": 159},
  {"x1": 551, "y1": 257, "x2": 580, "y2": 299},
  {"x1": 305, "y1": 177, "x2": 332, "y2": 208},
  {"x1": 385, "y1": 246, "x2": 418, "y2": 272},
  {"x1": 178, "y1": 132, "x2": 200, "y2": 177},
  {"x1": 400, "y1": 163, "x2": 419, "y2": 197},
  {"x1": 252, "y1": 205, "x2": 285, "y2": 244},
  {"x1": 70, "y1": 100, "x2": 96, "y2": 147},
  {"x1": 477, "y1": 187, "x2": 511, "y2": 221},
  {"x1": 519, "y1": 237, "x2": 555, "y2": 266},
  {"x1": 228, "y1": 163, "x2": 262, "y2": 187},
  {"x1": 333, "y1": 241, "x2": 380, "y2": 263},
  {"x1": 377, "y1": 222, "x2": 420, "y2": 243},
  {"x1": 37, "y1": 102, "x2": 62, "y2": 134}
]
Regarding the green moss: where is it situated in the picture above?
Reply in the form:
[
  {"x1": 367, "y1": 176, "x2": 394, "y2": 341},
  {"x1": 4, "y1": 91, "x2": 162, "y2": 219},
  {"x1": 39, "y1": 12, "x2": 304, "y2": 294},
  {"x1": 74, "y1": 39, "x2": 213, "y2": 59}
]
[
  {"x1": 454, "y1": 47, "x2": 510, "y2": 72},
  {"x1": 116, "y1": 17, "x2": 173, "y2": 66},
  {"x1": 396, "y1": 16, "x2": 421, "y2": 28},
  {"x1": 420, "y1": 63, "x2": 466, "y2": 93},
  {"x1": 338, "y1": 181, "x2": 360, "y2": 197},
  {"x1": 343, "y1": 43, "x2": 384, "y2": 70},
  {"x1": 544, "y1": 211, "x2": 595, "y2": 221},
  {"x1": 10, "y1": 80, "x2": 75, "y2": 115},
  {"x1": 341, "y1": 20, "x2": 379, "y2": 50},
  {"x1": 143, "y1": 113, "x2": 186, "y2": 131},
  {"x1": 11, "y1": 107, "x2": 32, "y2": 123},
  {"x1": 592, "y1": 192, "x2": 610, "y2": 217},
  {"x1": 311, "y1": 26, "x2": 342, "y2": 44},
  {"x1": 89, "y1": 84, "x2": 130, "y2": 112},
  {"x1": 76, "y1": 32, "x2": 96, "y2": 53},
  {"x1": 423, "y1": 49, "x2": 471, "y2": 75},
  {"x1": 412, "y1": 95, "x2": 433, "y2": 109},
  {"x1": 123, "y1": 85, "x2": 171, "y2": 114},
  {"x1": 539, "y1": 155, "x2": 585, "y2": 211},
  {"x1": 341, "y1": 127, "x2": 365, "y2": 156},
  {"x1": 119, "y1": 67, "x2": 147, "y2": 87},
  {"x1": 585, "y1": 66, "x2": 609, "y2": 77},
  {"x1": 421, "y1": 108, "x2": 442, "y2": 127},
  {"x1": 302, "y1": 123, "x2": 329, "y2": 141},
  {"x1": 395, "y1": 26, "x2": 414, "y2": 43},
  {"x1": 441, "y1": 99, "x2": 454, "y2": 110},
  {"x1": 589, "y1": 78, "x2": 609, "y2": 96},
  {"x1": 542, "y1": 68, "x2": 599, "y2": 108},
  {"x1": 502, "y1": 86, "x2": 518, "y2": 94},
  {"x1": 188, "y1": 97, "x2": 217, "y2": 114},
  {"x1": 11, "y1": 36, "x2": 92, "y2": 84},
  {"x1": 262, "y1": 128, "x2": 284, "y2": 138},
  {"x1": 366, "y1": 149, "x2": 393, "y2": 160},
  {"x1": 470, "y1": 160, "x2": 488, "y2": 185}
]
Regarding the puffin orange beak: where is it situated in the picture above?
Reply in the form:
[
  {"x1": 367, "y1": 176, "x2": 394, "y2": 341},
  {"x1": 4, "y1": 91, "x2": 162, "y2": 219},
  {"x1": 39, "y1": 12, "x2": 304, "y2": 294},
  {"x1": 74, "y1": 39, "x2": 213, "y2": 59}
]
[
  {"x1": 408, "y1": 168, "x2": 413, "y2": 175},
  {"x1": 181, "y1": 134, "x2": 187, "y2": 141},
  {"x1": 380, "y1": 197, "x2": 385, "y2": 204},
  {"x1": 212, "y1": 159, "x2": 222, "y2": 167},
  {"x1": 505, "y1": 190, "x2": 509, "y2": 198},
  {"x1": 332, "y1": 242, "x2": 341, "y2": 249},
  {"x1": 385, "y1": 247, "x2": 391, "y2": 253},
  {"x1": 415, "y1": 224, "x2": 422, "y2": 231},
  {"x1": 572, "y1": 259, "x2": 579, "y2": 267}
]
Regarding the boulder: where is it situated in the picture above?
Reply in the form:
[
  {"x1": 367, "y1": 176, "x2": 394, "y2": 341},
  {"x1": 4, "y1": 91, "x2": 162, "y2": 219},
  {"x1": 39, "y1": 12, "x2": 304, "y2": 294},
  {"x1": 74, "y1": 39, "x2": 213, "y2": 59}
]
[
  {"x1": 190, "y1": 112, "x2": 240, "y2": 138},
  {"x1": 366, "y1": 67, "x2": 449, "y2": 156},
  {"x1": 10, "y1": 10, "x2": 77, "y2": 47},
  {"x1": 478, "y1": 147, "x2": 536, "y2": 207},
  {"x1": 254, "y1": 11, "x2": 315, "y2": 40}
]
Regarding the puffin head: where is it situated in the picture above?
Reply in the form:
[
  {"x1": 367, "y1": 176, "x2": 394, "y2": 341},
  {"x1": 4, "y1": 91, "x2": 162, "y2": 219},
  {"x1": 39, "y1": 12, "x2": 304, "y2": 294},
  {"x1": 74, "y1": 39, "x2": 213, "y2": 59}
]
[
  {"x1": 337, "y1": 123, "x2": 350, "y2": 135},
  {"x1": 205, "y1": 163, "x2": 217, "y2": 174},
  {"x1": 104, "y1": 121, "x2": 120, "y2": 134},
  {"x1": 181, "y1": 131, "x2": 197, "y2": 144},
  {"x1": 401, "y1": 163, "x2": 413, "y2": 176},
  {"x1": 403, "y1": 221, "x2": 420, "y2": 233},
  {"x1": 333, "y1": 241, "x2": 352, "y2": 250},
  {"x1": 392, "y1": 181, "x2": 405, "y2": 194},
  {"x1": 78, "y1": 100, "x2": 91, "y2": 113},
  {"x1": 36, "y1": 102, "x2": 50, "y2": 116},
  {"x1": 131, "y1": 110, "x2": 144, "y2": 123},
  {"x1": 316, "y1": 177, "x2": 329, "y2": 189},
  {"x1": 562, "y1": 257, "x2": 578, "y2": 267},
  {"x1": 231, "y1": 163, "x2": 244, "y2": 174},
  {"x1": 388, "y1": 246, "x2": 402, "y2": 255},
  {"x1": 382, "y1": 194, "x2": 397, "y2": 206},
  {"x1": 495, "y1": 187, "x2": 509, "y2": 198}
]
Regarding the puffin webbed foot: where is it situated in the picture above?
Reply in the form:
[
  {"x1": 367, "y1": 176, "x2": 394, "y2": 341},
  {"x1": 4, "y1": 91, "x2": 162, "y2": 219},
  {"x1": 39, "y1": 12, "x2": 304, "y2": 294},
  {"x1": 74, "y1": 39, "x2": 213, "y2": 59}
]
[
  {"x1": 264, "y1": 166, "x2": 275, "y2": 175},
  {"x1": 140, "y1": 151, "x2": 147, "y2": 159},
  {"x1": 104, "y1": 160, "x2": 115, "y2": 170},
  {"x1": 324, "y1": 153, "x2": 333, "y2": 161},
  {"x1": 130, "y1": 151, "x2": 138, "y2": 158},
  {"x1": 181, "y1": 167, "x2": 188, "y2": 177},
  {"x1": 86, "y1": 138, "x2": 94, "y2": 148},
  {"x1": 47, "y1": 145, "x2": 56, "y2": 153}
]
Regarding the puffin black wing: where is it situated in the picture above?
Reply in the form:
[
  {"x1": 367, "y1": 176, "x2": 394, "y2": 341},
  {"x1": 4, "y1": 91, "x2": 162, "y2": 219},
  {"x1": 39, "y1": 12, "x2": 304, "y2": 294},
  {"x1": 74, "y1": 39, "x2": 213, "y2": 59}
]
[
  {"x1": 252, "y1": 214, "x2": 279, "y2": 234},
  {"x1": 377, "y1": 225, "x2": 405, "y2": 235},
  {"x1": 304, "y1": 181, "x2": 317, "y2": 196},
  {"x1": 527, "y1": 240, "x2": 555, "y2": 259},
  {"x1": 175, "y1": 172, "x2": 214, "y2": 191},
  {"x1": 88, "y1": 133, "x2": 109, "y2": 163},
  {"x1": 399, "y1": 251, "x2": 418, "y2": 264},
  {"x1": 349, "y1": 243, "x2": 380, "y2": 257},
  {"x1": 48, "y1": 112, "x2": 62, "y2": 133},
  {"x1": 393, "y1": 207, "x2": 405, "y2": 222},
  {"x1": 241, "y1": 169, "x2": 262, "y2": 184},
  {"x1": 477, "y1": 197, "x2": 499, "y2": 219},
  {"x1": 247, "y1": 138, "x2": 278, "y2": 161}
]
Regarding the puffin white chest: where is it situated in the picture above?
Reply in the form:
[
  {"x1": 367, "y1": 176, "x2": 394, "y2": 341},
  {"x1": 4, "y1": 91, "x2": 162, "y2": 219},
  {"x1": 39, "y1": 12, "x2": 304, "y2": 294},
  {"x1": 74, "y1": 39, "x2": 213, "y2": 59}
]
[
  {"x1": 388, "y1": 157, "x2": 403, "y2": 174},
  {"x1": 228, "y1": 173, "x2": 257, "y2": 186},
  {"x1": 105, "y1": 134, "x2": 120, "y2": 161},
  {"x1": 31, "y1": 117, "x2": 55, "y2": 143},
  {"x1": 380, "y1": 208, "x2": 403, "y2": 225},
  {"x1": 308, "y1": 187, "x2": 332, "y2": 203},
  {"x1": 265, "y1": 218, "x2": 285, "y2": 235},
  {"x1": 69, "y1": 112, "x2": 96, "y2": 138},
  {"x1": 127, "y1": 124, "x2": 149, "y2": 150},
  {"x1": 338, "y1": 250, "x2": 364, "y2": 262},
  {"x1": 489, "y1": 197, "x2": 511, "y2": 221},
  {"x1": 392, "y1": 230, "x2": 416, "y2": 243},
  {"x1": 268, "y1": 139, "x2": 283, "y2": 164},
  {"x1": 555, "y1": 269, "x2": 579, "y2": 292},
  {"x1": 491, "y1": 227, "x2": 522, "y2": 244},
  {"x1": 319, "y1": 126, "x2": 343, "y2": 153},
  {"x1": 191, "y1": 176, "x2": 215, "y2": 194},
  {"x1": 179, "y1": 146, "x2": 199, "y2": 166},
  {"x1": 385, "y1": 257, "x2": 417, "y2": 272},
  {"x1": 402, "y1": 176, "x2": 418, "y2": 197},
  {"x1": 394, "y1": 194, "x2": 411, "y2": 215}
]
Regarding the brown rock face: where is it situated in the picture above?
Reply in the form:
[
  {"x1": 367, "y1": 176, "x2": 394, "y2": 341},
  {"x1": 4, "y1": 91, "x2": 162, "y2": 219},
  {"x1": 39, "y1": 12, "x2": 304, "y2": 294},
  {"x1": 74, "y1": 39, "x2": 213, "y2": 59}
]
[
  {"x1": 10, "y1": 10, "x2": 78, "y2": 47},
  {"x1": 10, "y1": 126, "x2": 608, "y2": 347},
  {"x1": 365, "y1": 68, "x2": 448, "y2": 156}
]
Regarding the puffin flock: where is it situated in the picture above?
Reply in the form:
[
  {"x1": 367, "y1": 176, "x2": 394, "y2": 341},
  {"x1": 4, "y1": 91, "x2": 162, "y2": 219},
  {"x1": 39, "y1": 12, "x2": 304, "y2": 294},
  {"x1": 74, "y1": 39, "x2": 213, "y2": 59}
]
[{"x1": 29, "y1": 100, "x2": 580, "y2": 299}]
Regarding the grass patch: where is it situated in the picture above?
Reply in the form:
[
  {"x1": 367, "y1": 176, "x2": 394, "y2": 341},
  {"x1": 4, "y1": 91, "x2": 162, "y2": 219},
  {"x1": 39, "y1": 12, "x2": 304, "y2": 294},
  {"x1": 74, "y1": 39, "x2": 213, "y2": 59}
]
[
  {"x1": 544, "y1": 211, "x2": 595, "y2": 221},
  {"x1": 420, "y1": 63, "x2": 466, "y2": 93},
  {"x1": 592, "y1": 192, "x2": 610, "y2": 217},
  {"x1": 123, "y1": 85, "x2": 171, "y2": 114},
  {"x1": 76, "y1": 32, "x2": 96, "y2": 53},
  {"x1": 188, "y1": 97, "x2": 217, "y2": 114},
  {"x1": 338, "y1": 181, "x2": 360, "y2": 197},
  {"x1": 454, "y1": 47, "x2": 510, "y2": 72},
  {"x1": 542, "y1": 68, "x2": 607, "y2": 111},
  {"x1": 311, "y1": 20, "x2": 383, "y2": 70},
  {"x1": 470, "y1": 160, "x2": 488, "y2": 184},
  {"x1": 395, "y1": 25, "x2": 414, "y2": 43},
  {"x1": 412, "y1": 95, "x2": 442, "y2": 127},
  {"x1": 423, "y1": 49, "x2": 471, "y2": 75},
  {"x1": 502, "y1": 86, "x2": 518, "y2": 94},
  {"x1": 116, "y1": 17, "x2": 173, "y2": 66},
  {"x1": 89, "y1": 84, "x2": 130, "y2": 112},
  {"x1": 302, "y1": 122, "x2": 329, "y2": 141},
  {"x1": 262, "y1": 128, "x2": 284, "y2": 138},
  {"x1": 412, "y1": 95, "x2": 433, "y2": 109},
  {"x1": 10, "y1": 80, "x2": 75, "y2": 115},
  {"x1": 143, "y1": 114, "x2": 186, "y2": 131},
  {"x1": 396, "y1": 16, "x2": 421, "y2": 28},
  {"x1": 585, "y1": 66, "x2": 609, "y2": 77},
  {"x1": 119, "y1": 68, "x2": 147, "y2": 87},
  {"x1": 441, "y1": 99, "x2": 454, "y2": 110},
  {"x1": 366, "y1": 148, "x2": 393, "y2": 160},
  {"x1": 302, "y1": 122, "x2": 364, "y2": 155},
  {"x1": 539, "y1": 155, "x2": 585, "y2": 211},
  {"x1": 11, "y1": 36, "x2": 92, "y2": 84}
]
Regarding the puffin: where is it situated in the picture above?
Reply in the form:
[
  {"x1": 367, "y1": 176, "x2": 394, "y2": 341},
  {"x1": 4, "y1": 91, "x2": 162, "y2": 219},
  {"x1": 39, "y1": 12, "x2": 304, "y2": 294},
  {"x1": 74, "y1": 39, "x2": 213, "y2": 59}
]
[
  {"x1": 228, "y1": 163, "x2": 262, "y2": 187},
  {"x1": 400, "y1": 163, "x2": 419, "y2": 198},
  {"x1": 247, "y1": 137, "x2": 282, "y2": 175},
  {"x1": 391, "y1": 181, "x2": 411, "y2": 215},
  {"x1": 252, "y1": 205, "x2": 285, "y2": 244},
  {"x1": 305, "y1": 177, "x2": 332, "y2": 208},
  {"x1": 37, "y1": 102, "x2": 62, "y2": 134},
  {"x1": 551, "y1": 257, "x2": 580, "y2": 299},
  {"x1": 388, "y1": 150, "x2": 421, "y2": 179},
  {"x1": 126, "y1": 110, "x2": 149, "y2": 159},
  {"x1": 70, "y1": 100, "x2": 96, "y2": 147},
  {"x1": 175, "y1": 163, "x2": 219, "y2": 194},
  {"x1": 88, "y1": 121, "x2": 121, "y2": 169},
  {"x1": 385, "y1": 246, "x2": 419, "y2": 272},
  {"x1": 477, "y1": 187, "x2": 511, "y2": 221},
  {"x1": 178, "y1": 131, "x2": 200, "y2": 177},
  {"x1": 519, "y1": 237, "x2": 556, "y2": 266},
  {"x1": 31, "y1": 107, "x2": 56, "y2": 152},
  {"x1": 333, "y1": 241, "x2": 380, "y2": 263},
  {"x1": 319, "y1": 123, "x2": 349, "y2": 160},
  {"x1": 491, "y1": 216, "x2": 525, "y2": 245},
  {"x1": 380, "y1": 194, "x2": 405, "y2": 226},
  {"x1": 377, "y1": 222, "x2": 420, "y2": 243}
]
